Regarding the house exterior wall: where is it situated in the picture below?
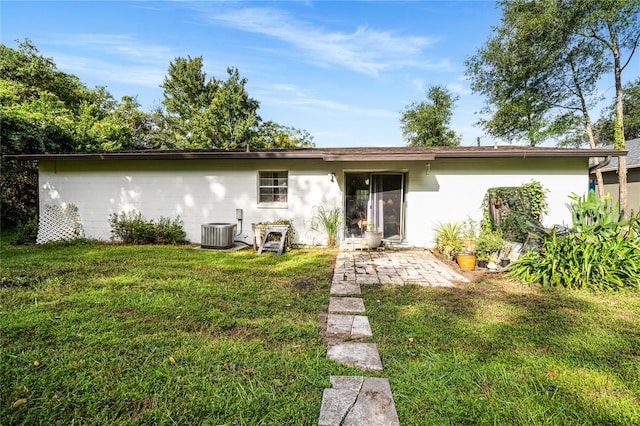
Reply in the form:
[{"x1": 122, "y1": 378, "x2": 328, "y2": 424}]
[
  {"x1": 601, "y1": 167, "x2": 640, "y2": 213},
  {"x1": 38, "y1": 156, "x2": 589, "y2": 246},
  {"x1": 38, "y1": 159, "x2": 342, "y2": 245}
]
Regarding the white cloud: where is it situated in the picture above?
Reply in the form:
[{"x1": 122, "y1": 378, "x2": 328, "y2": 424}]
[
  {"x1": 411, "y1": 78, "x2": 425, "y2": 92},
  {"x1": 35, "y1": 33, "x2": 176, "y2": 89},
  {"x1": 447, "y1": 82, "x2": 471, "y2": 96},
  {"x1": 44, "y1": 33, "x2": 173, "y2": 65},
  {"x1": 53, "y1": 54, "x2": 166, "y2": 88},
  {"x1": 256, "y1": 82, "x2": 396, "y2": 118},
  {"x1": 196, "y1": 6, "x2": 440, "y2": 77}
]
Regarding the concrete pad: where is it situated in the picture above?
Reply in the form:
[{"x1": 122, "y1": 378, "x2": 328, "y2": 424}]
[
  {"x1": 319, "y1": 376, "x2": 399, "y2": 426},
  {"x1": 343, "y1": 378, "x2": 400, "y2": 426},
  {"x1": 330, "y1": 375, "x2": 364, "y2": 390},
  {"x1": 328, "y1": 297, "x2": 365, "y2": 313},
  {"x1": 327, "y1": 342, "x2": 383, "y2": 371},
  {"x1": 330, "y1": 281, "x2": 361, "y2": 296},
  {"x1": 326, "y1": 314, "x2": 372, "y2": 339},
  {"x1": 351, "y1": 316, "x2": 373, "y2": 339},
  {"x1": 318, "y1": 388, "x2": 359, "y2": 426}
]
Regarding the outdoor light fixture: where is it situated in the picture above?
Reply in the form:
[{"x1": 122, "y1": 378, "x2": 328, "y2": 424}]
[
  {"x1": 329, "y1": 172, "x2": 336, "y2": 182},
  {"x1": 425, "y1": 163, "x2": 431, "y2": 176}
]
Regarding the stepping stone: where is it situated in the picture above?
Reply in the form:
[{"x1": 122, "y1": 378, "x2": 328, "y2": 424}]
[
  {"x1": 318, "y1": 376, "x2": 399, "y2": 426},
  {"x1": 326, "y1": 314, "x2": 372, "y2": 339},
  {"x1": 330, "y1": 281, "x2": 361, "y2": 295},
  {"x1": 328, "y1": 297, "x2": 365, "y2": 313},
  {"x1": 327, "y1": 342, "x2": 383, "y2": 371}
]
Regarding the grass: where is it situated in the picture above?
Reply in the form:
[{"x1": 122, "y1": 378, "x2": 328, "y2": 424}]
[
  {"x1": 0, "y1": 235, "x2": 359, "y2": 425},
  {"x1": 2, "y1": 233, "x2": 639, "y2": 425},
  {"x1": 363, "y1": 279, "x2": 640, "y2": 425}
]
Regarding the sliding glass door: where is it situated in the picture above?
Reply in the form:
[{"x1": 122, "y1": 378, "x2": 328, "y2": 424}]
[
  {"x1": 344, "y1": 172, "x2": 404, "y2": 240},
  {"x1": 370, "y1": 174, "x2": 403, "y2": 240}
]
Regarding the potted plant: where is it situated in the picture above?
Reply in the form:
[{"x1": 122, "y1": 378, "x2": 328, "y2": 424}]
[
  {"x1": 475, "y1": 226, "x2": 505, "y2": 268},
  {"x1": 433, "y1": 221, "x2": 463, "y2": 259},
  {"x1": 500, "y1": 244, "x2": 513, "y2": 267},
  {"x1": 456, "y1": 218, "x2": 478, "y2": 271},
  {"x1": 364, "y1": 222, "x2": 383, "y2": 249}
]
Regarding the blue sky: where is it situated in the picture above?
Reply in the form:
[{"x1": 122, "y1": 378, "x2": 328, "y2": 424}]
[{"x1": 2, "y1": 1, "x2": 637, "y2": 148}]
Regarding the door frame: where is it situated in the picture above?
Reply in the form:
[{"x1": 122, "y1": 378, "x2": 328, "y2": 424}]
[{"x1": 342, "y1": 171, "x2": 406, "y2": 241}]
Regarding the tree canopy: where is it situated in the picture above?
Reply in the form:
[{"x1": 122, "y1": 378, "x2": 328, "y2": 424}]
[
  {"x1": 466, "y1": 0, "x2": 639, "y2": 148},
  {"x1": 0, "y1": 40, "x2": 314, "y2": 228},
  {"x1": 400, "y1": 85, "x2": 461, "y2": 147},
  {"x1": 594, "y1": 77, "x2": 640, "y2": 144}
]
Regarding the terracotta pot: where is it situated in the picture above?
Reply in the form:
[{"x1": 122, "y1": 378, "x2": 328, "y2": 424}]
[{"x1": 456, "y1": 253, "x2": 476, "y2": 271}]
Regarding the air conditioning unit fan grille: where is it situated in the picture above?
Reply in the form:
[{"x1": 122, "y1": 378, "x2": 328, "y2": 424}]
[{"x1": 201, "y1": 223, "x2": 237, "y2": 249}]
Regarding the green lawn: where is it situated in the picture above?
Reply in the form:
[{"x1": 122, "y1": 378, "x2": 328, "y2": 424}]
[
  {"x1": 0, "y1": 237, "x2": 356, "y2": 425},
  {"x1": 2, "y1": 236, "x2": 639, "y2": 425},
  {"x1": 364, "y1": 280, "x2": 640, "y2": 425}
]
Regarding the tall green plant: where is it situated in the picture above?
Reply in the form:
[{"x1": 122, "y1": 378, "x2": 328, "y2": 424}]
[
  {"x1": 509, "y1": 193, "x2": 640, "y2": 290},
  {"x1": 310, "y1": 206, "x2": 342, "y2": 247},
  {"x1": 433, "y1": 221, "x2": 464, "y2": 258}
]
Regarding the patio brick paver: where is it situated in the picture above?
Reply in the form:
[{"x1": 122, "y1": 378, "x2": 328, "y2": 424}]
[
  {"x1": 328, "y1": 297, "x2": 366, "y2": 313},
  {"x1": 327, "y1": 342, "x2": 383, "y2": 371},
  {"x1": 326, "y1": 314, "x2": 373, "y2": 339}
]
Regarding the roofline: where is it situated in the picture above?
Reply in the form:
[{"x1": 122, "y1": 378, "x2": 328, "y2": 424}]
[
  {"x1": 599, "y1": 163, "x2": 640, "y2": 173},
  {"x1": 2, "y1": 147, "x2": 626, "y2": 162}
]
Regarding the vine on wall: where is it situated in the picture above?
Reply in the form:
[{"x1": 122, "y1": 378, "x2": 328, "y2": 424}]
[{"x1": 482, "y1": 181, "x2": 548, "y2": 243}]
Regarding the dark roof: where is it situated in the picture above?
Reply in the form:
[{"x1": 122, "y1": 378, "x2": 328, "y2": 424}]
[
  {"x1": 3, "y1": 145, "x2": 625, "y2": 162},
  {"x1": 599, "y1": 138, "x2": 640, "y2": 171}
]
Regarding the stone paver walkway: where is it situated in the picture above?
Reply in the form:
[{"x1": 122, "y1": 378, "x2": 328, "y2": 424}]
[{"x1": 318, "y1": 246, "x2": 468, "y2": 425}]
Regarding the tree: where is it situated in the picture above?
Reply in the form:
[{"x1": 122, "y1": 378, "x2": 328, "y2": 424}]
[
  {"x1": 160, "y1": 58, "x2": 262, "y2": 149},
  {"x1": 255, "y1": 121, "x2": 315, "y2": 148},
  {"x1": 466, "y1": 0, "x2": 639, "y2": 214},
  {"x1": 400, "y1": 85, "x2": 461, "y2": 147},
  {"x1": 189, "y1": 67, "x2": 261, "y2": 150},
  {"x1": 0, "y1": 41, "x2": 152, "y2": 227},
  {"x1": 594, "y1": 77, "x2": 640, "y2": 143},
  {"x1": 576, "y1": 0, "x2": 640, "y2": 219},
  {"x1": 465, "y1": 1, "x2": 605, "y2": 147}
]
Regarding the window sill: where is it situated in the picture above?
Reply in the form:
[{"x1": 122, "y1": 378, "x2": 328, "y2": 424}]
[{"x1": 257, "y1": 203, "x2": 288, "y2": 209}]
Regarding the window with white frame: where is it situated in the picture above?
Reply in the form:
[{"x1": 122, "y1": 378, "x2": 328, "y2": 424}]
[{"x1": 258, "y1": 171, "x2": 288, "y2": 207}]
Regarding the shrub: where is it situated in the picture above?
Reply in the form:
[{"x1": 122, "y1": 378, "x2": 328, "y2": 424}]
[
  {"x1": 11, "y1": 216, "x2": 39, "y2": 245},
  {"x1": 433, "y1": 221, "x2": 464, "y2": 258},
  {"x1": 108, "y1": 210, "x2": 187, "y2": 245},
  {"x1": 259, "y1": 219, "x2": 297, "y2": 248},
  {"x1": 310, "y1": 206, "x2": 342, "y2": 247},
  {"x1": 475, "y1": 228, "x2": 505, "y2": 261},
  {"x1": 509, "y1": 193, "x2": 640, "y2": 290}
]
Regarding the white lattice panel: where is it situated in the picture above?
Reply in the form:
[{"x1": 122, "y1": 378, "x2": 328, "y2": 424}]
[{"x1": 36, "y1": 204, "x2": 85, "y2": 244}]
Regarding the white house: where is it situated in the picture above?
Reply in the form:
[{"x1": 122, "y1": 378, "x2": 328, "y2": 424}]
[
  {"x1": 593, "y1": 138, "x2": 640, "y2": 213},
  {"x1": 8, "y1": 146, "x2": 624, "y2": 247}
]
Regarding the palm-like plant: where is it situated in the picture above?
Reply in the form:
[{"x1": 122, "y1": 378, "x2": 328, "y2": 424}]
[
  {"x1": 433, "y1": 221, "x2": 464, "y2": 258},
  {"x1": 311, "y1": 206, "x2": 343, "y2": 247}
]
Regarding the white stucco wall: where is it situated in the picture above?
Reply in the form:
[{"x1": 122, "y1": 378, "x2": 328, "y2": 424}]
[
  {"x1": 38, "y1": 156, "x2": 589, "y2": 246},
  {"x1": 403, "y1": 157, "x2": 588, "y2": 247},
  {"x1": 38, "y1": 159, "x2": 342, "y2": 245}
]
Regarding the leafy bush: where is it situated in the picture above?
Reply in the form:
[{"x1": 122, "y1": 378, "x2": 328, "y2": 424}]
[
  {"x1": 108, "y1": 210, "x2": 187, "y2": 245},
  {"x1": 11, "y1": 216, "x2": 39, "y2": 245},
  {"x1": 475, "y1": 228, "x2": 505, "y2": 261},
  {"x1": 433, "y1": 221, "x2": 464, "y2": 258},
  {"x1": 260, "y1": 219, "x2": 297, "y2": 248},
  {"x1": 509, "y1": 193, "x2": 640, "y2": 290}
]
